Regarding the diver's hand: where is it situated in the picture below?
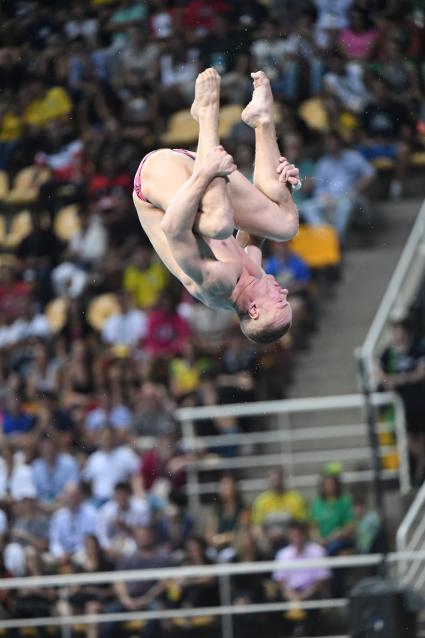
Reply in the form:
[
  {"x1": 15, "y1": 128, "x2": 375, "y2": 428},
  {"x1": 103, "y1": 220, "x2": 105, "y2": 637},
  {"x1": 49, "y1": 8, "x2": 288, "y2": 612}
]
[{"x1": 202, "y1": 145, "x2": 237, "y2": 180}]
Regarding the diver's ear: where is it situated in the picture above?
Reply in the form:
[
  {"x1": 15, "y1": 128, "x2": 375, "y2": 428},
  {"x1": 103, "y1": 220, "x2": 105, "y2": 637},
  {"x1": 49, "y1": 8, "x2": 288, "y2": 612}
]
[{"x1": 248, "y1": 302, "x2": 259, "y2": 319}]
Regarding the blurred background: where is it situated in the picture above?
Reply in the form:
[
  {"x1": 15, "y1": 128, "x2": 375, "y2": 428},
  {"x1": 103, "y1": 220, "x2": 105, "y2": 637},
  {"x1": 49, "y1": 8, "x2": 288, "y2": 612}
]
[{"x1": 0, "y1": 0, "x2": 425, "y2": 637}]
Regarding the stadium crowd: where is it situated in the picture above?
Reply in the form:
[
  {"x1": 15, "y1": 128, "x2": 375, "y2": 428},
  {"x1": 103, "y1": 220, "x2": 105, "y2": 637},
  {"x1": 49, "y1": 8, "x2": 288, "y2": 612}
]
[{"x1": 0, "y1": 0, "x2": 423, "y2": 635}]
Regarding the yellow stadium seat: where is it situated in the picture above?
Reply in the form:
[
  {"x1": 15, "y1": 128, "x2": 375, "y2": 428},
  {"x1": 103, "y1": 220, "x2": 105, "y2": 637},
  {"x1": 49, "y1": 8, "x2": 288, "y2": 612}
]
[
  {"x1": 372, "y1": 157, "x2": 395, "y2": 170},
  {"x1": 54, "y1": 204, "x2": 80, "y2": 241},
  {"x1": 46, "y1": 297, "x2": 67, "y2": 332},
  {"x1": 0, "y1": 171, "x2": 9, "y2": 200},
  {"x1": 298, "y1": 97, "x2": 329, "y2": 132},
  {"x1": 0, "y1": 215, "x2": 5, "y2": 245},
  {"x1": 5, "y1": 166, "x2": 50, "y2": 206},
  {"x1": 411, "y1": 152, "x2": 425, "y2": 167},
  {"x1": 218, "y1": 104, "x2": 243, "y2": 138},
  {"x1": 87, "y1": 293, "x2": 120, "y2": 331},
  {"x1": 161, "y1": 110, "x2": 199, "y2": 146},
  {"x1": 123, "y1": 620, "x2": 146, "y2": 630},
  {"x1": 3, "y1": 210, "x2": 32, "y2": 247},
  {"x1": 290, "y1": 225, "x2": 341, "y2": 269}
]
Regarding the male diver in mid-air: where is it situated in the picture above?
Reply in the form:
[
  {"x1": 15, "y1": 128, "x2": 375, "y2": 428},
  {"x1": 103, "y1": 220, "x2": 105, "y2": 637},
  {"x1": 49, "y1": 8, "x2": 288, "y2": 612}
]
[{"x1": 133, "y1": 68, "x2": 301, "y2": 344}]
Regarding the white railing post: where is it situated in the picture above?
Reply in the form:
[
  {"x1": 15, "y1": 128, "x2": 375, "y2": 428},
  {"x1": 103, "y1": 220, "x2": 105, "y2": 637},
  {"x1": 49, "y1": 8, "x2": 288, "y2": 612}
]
[
  {"x1": 219, "y1": 572, "x2": 234, "y2": 638},
  {"x1": 393, "y1": 394, "x2": 410, "y2": 494},
  {"x1": 181, "y1": 418, "x2": 202, "y2": 513}
]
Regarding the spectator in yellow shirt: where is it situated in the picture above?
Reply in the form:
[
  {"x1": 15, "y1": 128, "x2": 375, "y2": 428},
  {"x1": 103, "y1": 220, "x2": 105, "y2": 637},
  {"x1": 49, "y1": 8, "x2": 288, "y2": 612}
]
[
  {"x1": 123, "y1": 246, "x2": 169, "y2": 310},
  {"x1": 23, "y1": 79, "x2": 73, "y2": 128},
  {"x1": 251, "y1": 467, "x2": 307, "y2": 553}
]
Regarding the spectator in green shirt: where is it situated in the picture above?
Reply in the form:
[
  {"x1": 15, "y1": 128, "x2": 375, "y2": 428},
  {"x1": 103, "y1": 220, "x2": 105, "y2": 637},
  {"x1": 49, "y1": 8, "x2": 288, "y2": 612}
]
[
  {"x1": 309, "y1": 474, "x2": 355, "y2": 555},
  {"x1": 309, "y1": 473, "x2": 355, "y2": 596}
]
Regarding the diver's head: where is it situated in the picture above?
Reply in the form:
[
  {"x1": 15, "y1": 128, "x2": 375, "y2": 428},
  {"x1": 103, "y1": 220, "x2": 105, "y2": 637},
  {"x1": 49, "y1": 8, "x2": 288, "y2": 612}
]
[{"x1": 237, "y1": 274, "x2": 292, "y2": 344}]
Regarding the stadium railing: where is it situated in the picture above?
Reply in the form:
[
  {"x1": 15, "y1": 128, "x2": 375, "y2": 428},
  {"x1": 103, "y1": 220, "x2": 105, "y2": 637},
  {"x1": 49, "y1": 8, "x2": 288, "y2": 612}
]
[
  {"x1": 173, "y1": 392, "x2": 409, "y2": 511},
  {"x1": 0, "y1": 551, "x2": 423, "y2": 638},
  {"x1": 397, "y1": 480, "x2": 425, "y2": 591},
  {"x1": 357, "y1": 198, "x2": 425, "y2": 388}
]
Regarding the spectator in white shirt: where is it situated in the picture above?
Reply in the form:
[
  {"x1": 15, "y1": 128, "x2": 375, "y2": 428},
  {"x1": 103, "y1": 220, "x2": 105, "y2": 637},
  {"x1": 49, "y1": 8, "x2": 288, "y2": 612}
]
[
  {"x1": 85, "y1": 391, "x2": 133, "y2": 435},
  {"x1": 83, "y1": 426, "x2": 140, "y2": 506},
  {"x1": 69, "y1": 206, "x2": 108, "y2": 268},
  {"x1": 299, "y1": 131, "x2": 375, "y2": 243},
  {"x1": 0, "y1": 442, "x2": 36, "y2": 503},
  {"x1": 273, "y1": 520, "x2": 330, "y2": 635},
  {"x1": 49, "y1": 483, "x2": 98, "y2": 565},
  {"x1": 101, "y1": 292, "x2": 147, "y2": 350},
  {"x1": 97, "y1": 482, "x2": 150, "y2": 557}
]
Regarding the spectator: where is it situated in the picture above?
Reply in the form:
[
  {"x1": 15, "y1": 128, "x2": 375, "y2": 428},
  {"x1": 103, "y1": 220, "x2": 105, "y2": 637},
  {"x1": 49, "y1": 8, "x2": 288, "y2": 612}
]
[
  {"x1": 96, "y1": 481, "x2": 150, "y2": 557},
  {"x1": 12, "y1": 547, "x2": 56, "y2": 629},
  {"x1": 84, "y1": 392, "x2": 133, "y2": 437},
  {"x1": 171, "y1": 536, "x2": 219, "y2": 613},
  {"x1": 32, "y1": 434, "x2": 80, "y2": 508},
  {"x1": 101, "y1": 292, "x2": 147, "y2": 352},
  {"x1": 251, "y1": 467, "x2": 307, "y2": 553},
  {"x1": 132, "y1": 382, "x2": 176, "y2": 437},
  {"x1": 310, "y1": 472, "x2": 355, "y2": 595},
  {"x1": 145, "y1": 293, "x2": 191, "y2": 359},
  {"x1": 1, "y1": 394, "x2": 37, "y2": 446},
  {"x1": 205, "y1": 474, "x2": 249, "y2": 558},
  {"x1": 82, "y1": 427, "x2": 140, "y2": 506},
  {"x1": 273, "y1": 520, "x2": 330, "y2": 637},
  {"x1": 378, "y1": 318, "x2": 425, "y2": 484},
  {"x1": 154, "y1": 494, "x2": 194, "y2": 555},
  {"x1": 49, "y1": 483, "x2": 98, "y2": 565},
  {"x1": 353, "y1": 494, "x2": 384, "y2": 554},
  {"x1": 323, "y1": 52, "x2": 370, "y2": 115},
  {"x1": 100, "y1": 525, "x2": 170, "y2": 638},
  {"x1": 123, "y1": 246, "x2": 169, "y2": 311},
  {"x1": 265, "y1": 241, "x2": 311, "y2": 345},
  {"x1": 338, "y1": 7, "x2": 378, "y2": 61},
  {"x1": 0, "y1": 442, "x2": 36, "y2": 504},
  {"x1": 310, "y1": 473, "x2": 355, "y2": 554},
  {"x1": 299, "y1": 131, "x2": 375, "y2": 243},
  {"x1": 5, "y1": 496, "x2": 49, "y2": 578},
  {"x1": 69, "y1": 535, "x2": 114, "y2": 638},
  {"x1": 68, "y1": 206, "x2": 108, "y2": 268},
  {"x1": 140, "y1": 427, "x2": 189, "y2": 496},
  {"x1": 359, "y1": 76, "x2": 413, "y2": 199}
]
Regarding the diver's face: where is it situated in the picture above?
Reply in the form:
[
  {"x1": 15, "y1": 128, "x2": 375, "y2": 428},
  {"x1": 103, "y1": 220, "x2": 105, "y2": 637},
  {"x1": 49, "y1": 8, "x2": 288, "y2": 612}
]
[
  {"x1": 252, "y1": 275, "x2": 289, "y2": 308},
  {"x1": 249, "y1": 275, "x2": 292, "y2": 326}
]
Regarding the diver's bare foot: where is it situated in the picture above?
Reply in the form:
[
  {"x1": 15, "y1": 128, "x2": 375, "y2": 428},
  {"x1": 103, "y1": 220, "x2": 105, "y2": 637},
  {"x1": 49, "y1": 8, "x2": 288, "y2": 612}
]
[
  {"x1": 241, "y1": 70, "x2": 274, "y2": 128},
  {"x1": 191, "y1": 68, "x2": 220, "y2": 122}
]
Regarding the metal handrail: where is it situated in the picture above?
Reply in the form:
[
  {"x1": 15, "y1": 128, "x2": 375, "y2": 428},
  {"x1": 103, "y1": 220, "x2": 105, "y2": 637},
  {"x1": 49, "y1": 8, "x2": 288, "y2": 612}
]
[
  {"x1": 176, "y1": 392, "x2": 396, "y2": 421},
  {"x1": 396, "y1": 480, "x2": 425, "y2": 584},
  {"x1": 359, "y1": 198, "x2": 425, "y2": 384}
]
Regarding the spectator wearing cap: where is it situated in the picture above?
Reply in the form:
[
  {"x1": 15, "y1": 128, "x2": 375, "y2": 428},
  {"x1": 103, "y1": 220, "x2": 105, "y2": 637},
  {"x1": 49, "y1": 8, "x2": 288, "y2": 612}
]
[
  {"x1": 299, "y1": 131, "x2": 375, "y2": 244},
  {"x1": 32, "y1": 434, "x2": 80, "y2": 509},
  {"x1": 96, "y1": 482, "x2": 150, "y2": 557},
  {"x1": 49, "y1": 483, "x2": 98, "y2": 565},
  {"x1": 273, "y1": 520, "x2": 330, "y2": 636},
  {"x1": 100, "y1": 525, "x2": 171, "y2": 638},
  {"x1": 251, "y1": 467, "x2": 307, "y2": 554},
  {"x1": 82, "y1": 426, "x2": 140, "y2": 507}
]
